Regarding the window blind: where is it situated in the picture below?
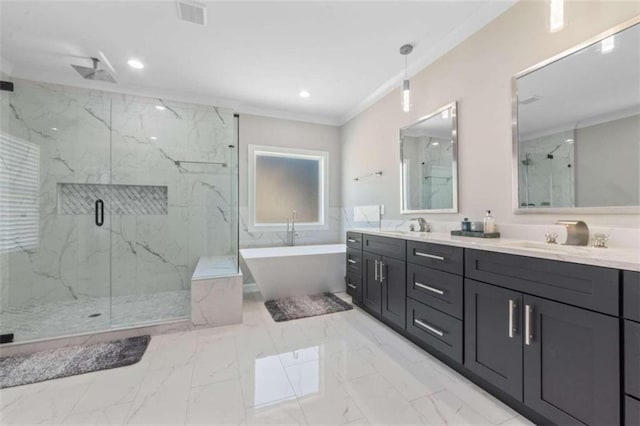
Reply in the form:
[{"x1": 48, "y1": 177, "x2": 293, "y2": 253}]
[{"x1": 0, "y1": 132, "x2": 39, "y2": 253}]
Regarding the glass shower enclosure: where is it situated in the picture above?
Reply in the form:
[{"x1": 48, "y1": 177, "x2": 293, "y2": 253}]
[{"x1": 0, "y1": 78, "x2": 238, "y2": 343}]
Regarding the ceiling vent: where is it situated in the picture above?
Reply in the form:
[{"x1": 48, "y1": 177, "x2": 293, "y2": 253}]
[
  {"x1": 176, "y1": 0, "x2": 207, "y2": 26},
  {"x1": 519, "y1": 95, "x2": 542, "y2": 105}
]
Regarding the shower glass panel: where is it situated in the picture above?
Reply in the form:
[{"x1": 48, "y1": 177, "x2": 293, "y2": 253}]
[
  {"x1": 0, "y1": 81, "x2": 113, "y2": 341},
  {"x1": 0, "y1": 78, "x2": 238, "y2": 343}
]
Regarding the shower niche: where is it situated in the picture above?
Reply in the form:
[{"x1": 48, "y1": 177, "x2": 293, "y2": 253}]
[{"x1": 0, "y1": 79, "x2": 239, "y2": 343}]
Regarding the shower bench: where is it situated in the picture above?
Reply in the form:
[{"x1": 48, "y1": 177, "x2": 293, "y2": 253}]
[{"x1": 190, "y1": 256, "x2": 243, "y2": 328}]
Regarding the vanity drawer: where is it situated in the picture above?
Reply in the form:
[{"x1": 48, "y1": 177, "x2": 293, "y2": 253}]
[
  {"x1": 626, "y1": 396, "x2": 640, "y2": 426},
  {"x1": 346, "y1": 272, "x2": 362, "y2": 303},
  {"x1": 624, "y1": 271, "x2": 640, "y2": 322},
  {"x1": 346, "y1": 232, "x2": 363, "y2": 251},
  {"x1": 363, "y1": 234, "x2": 406, "y2": 261},
  {"x1": 407, "y1": 241, "x2": 463, "y2": 275},
  {"x1": 407, "y1": 263, "x2": 463, "y2": 320},
  {"x1": 465, "y1": 249, "x2": 619, "y2": 316},
  {"x1": 626, "y1": 320, "x2": 640, "y2": 399},
  {"x1": 346, "y1": 249, "x2": 363, "y2": 275},
  {"x1": 406, "y1": 298, "x2": 462, "y2": 363}
]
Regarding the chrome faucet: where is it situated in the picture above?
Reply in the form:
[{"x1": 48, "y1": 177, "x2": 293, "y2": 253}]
[
  {"x1": 409, "y1": 217, "x2": 430, "y2": 232},
  {"x1": 555, "y1": 220, "x2": 589, "y2": 246},
  {"x1": 286, "y1": 210, "x2": 297, "y2": 246}
]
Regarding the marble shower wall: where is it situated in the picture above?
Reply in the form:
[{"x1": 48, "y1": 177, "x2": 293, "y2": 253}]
[{"x1": 0, "y1": 79, "x2": 236, "y2": 311}]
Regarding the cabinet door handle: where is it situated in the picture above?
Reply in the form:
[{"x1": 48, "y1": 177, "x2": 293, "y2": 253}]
[
  {"x1": 347, "y1": 284, "x2": 357, "y2": 289},
  {"x1": 415, "y1": 282, "x2": 444, "y2": 295},
  {"x1": 374, "y1": 259, "x2": 379, "y2": 281},
  {"x1": 379, "y1": 261, "x2": 385, "y2": 282},
  {"x1": 347, "y1": 238, "x2": 357, "y2": 243},
  {"x1": 525, "y1": 304, "x2": 533, "y2": 345},
  {"x1": 348, "y1": 259, "x2": 357, "y2": 264},
  {"x1": 414, "y1": 319, "x2": 444, "y2": 337},
  {"x1": 508, "y1": 299, "x2": 517, "y2": 338},
  {"x1": 415, "y1": 251, "x2": 445, "y2": 261}
]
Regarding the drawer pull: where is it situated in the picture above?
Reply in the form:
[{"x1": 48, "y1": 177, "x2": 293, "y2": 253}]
[
  {"x1": 415, "y1": 282, "x2": 444, "y2": 295},
  {"x1": 347, "y1": 238, "x2": 357, "y2": 243},
  {"x1": 347, "y1": 284, "x2": 357, "y2": 289},
  {"x1": 348, "y1": 259, "x2": 357, "y2": 264},
  {"x1": 525, "y1": 304, "x2": 533, "y2": 345},
  {"x1": 415, "y1": 251, "x2": 445, "y2": 261},
  {"x1": 508, "y1": 299, "x2": 516, "y2": 338},
  {"x1": 414, "y1": 319, "x2": 444, "y2": 337}
]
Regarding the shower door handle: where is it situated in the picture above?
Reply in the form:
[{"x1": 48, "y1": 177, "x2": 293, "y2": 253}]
[{"x1": 95, "y1": 199, "x2": 104, "y2": 227}]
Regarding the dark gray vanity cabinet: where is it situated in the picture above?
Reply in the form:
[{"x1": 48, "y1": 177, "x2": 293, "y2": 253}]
[
  {"x1": 465, "y1": 250, "x2": 621, "y2": 426},
  {"x1": 465, "y1": 279, "x2": 524, "y2": 400},
  {"x1": 624, "y1": 271, "x2": 640, "y2": 426},
  {"x1": 523, "y1": 295, "x2": 620, "y2": 426},
  {"x1": 405, "y1": 242, "x2": 464, "y2": 363},
  {"x1": 348, "y1": 232, "x2": 630, "y2": 426},
  {"x1": 362, "y1": 251, "x2": 381, "y2": 312},
  {"x1": 356, "y1": 235, "x2": 407, "y2": 328},
  {"x1": 361, "y1": 237, "x2": 406, "y2": 329}
]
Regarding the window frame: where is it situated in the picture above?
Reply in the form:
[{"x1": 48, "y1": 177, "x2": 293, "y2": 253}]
[{"x1": 248, "y1": 144, "x2": 329, "y2": 232}]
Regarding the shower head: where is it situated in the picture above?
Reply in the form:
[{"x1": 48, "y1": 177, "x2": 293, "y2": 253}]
[{"x1": 71, "y1": 57, "x2": 116, "y2": 83}]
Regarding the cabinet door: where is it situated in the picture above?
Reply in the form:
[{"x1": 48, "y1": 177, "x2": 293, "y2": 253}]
[
  {"x1": 362, "y1": 252, "x2": 381, "y2": 314},
  {"x1": 523, "y1": 295, "x2": 620, "y2": 425},
  {"x1": 464, "y1": 279, "x2": 523, "y2": 400},
  {"x1": 381, "y1": 256, "x2": 406, "y2": 329}
]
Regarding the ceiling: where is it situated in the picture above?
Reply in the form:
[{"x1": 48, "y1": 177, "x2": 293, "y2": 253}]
[
  {"x1": 518, "y1": 22, "x2": 640, "y2": 139},
  {"x1": 0, "y1": 0, "x2": 515, "y2": 125}
]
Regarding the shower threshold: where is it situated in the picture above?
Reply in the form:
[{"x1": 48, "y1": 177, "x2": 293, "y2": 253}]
[{"x1": 0, "y1": 290, "x2": 190, "y2": 343}]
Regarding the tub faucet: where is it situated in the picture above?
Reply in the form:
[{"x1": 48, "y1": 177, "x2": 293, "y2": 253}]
[
  {"x1": 556, "y1": 220, "x2": 589, "y2": 246},
  {"x1": 286, "y1": 210, "x2": 297, "y2": 246},
  {"x1": 410, "y1": 217, "x2": 430, "y2": 232}
]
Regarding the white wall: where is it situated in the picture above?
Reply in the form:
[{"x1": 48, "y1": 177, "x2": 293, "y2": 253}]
[
  {"x1": 340, "y1": 0, "x2": 640, "y2": 228},
  {"x1": 238, "y1": 114, "x2": 342, "y2": 247}
]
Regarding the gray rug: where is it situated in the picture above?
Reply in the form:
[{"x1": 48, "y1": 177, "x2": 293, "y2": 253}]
[
  {"x1": 0, "y1": 335, "x2": 150, "y2": 388},
  {"x1": 265, "y1": 292, "x2": 353, "y2": 322}
]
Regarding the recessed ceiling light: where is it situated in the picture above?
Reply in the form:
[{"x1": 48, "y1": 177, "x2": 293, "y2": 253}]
[
  {"x1": 127, "y1": 59, "x2": 145, "y2": 69},
  {"x1": 149, "y1": 136, "x2": 158, "y2": 141},
  {"x1": 432, "y1": 142, "x2": 440, "y2": 146},
  {"x1": 51, "y1": 127, "x2": 58, "y2": 131},
  {"x1": 299, "y1": 90, "x2": 310, "y2": 98},
  {"x1": 565, "y1": 138, "x2": 574, "y2": 144},
  {"x1": 601, "y1": 36, "x2": 615, "y2": 54},
  {"x1": 155, "y1": 105, "x2": 166, "y2": 110}
]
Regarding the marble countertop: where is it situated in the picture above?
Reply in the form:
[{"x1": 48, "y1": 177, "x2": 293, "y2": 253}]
[{"x1": 349, "y1": 228, "x2": 640, "y2": 272}]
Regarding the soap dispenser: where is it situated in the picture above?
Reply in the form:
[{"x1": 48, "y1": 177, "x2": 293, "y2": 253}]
[{"x1": 483, "y1": 210, "x2": 496, "y2": 233}]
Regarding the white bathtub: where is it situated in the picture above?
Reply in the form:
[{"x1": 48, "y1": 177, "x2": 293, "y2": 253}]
[{"x1": 240, "y1": 244, "x2": 346, "y2": 301}]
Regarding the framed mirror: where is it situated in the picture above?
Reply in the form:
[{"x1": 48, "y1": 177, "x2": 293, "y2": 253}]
[
  {"x1": 400, "y1": 102, "x2": 458, "y2": 214},
  {"x1": 513, "y1": 18, "x2": 640, "y2": 214}
]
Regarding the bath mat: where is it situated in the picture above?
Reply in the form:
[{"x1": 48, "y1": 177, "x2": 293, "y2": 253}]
[
  {"x1": 265, "y1": 292, "x2": 353, "y2": 322},
  {"x1": 0, "y1": 335, "x2": 150, "y2": 388}
]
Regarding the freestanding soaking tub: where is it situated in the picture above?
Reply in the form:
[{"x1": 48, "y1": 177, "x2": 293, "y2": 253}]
[{"x1": 240, "y1": 244, "x2": 346, "y2": 300}]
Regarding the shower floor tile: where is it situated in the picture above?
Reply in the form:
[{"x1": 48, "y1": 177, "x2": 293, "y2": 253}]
[{"x1": 0, "y1": 290, "x2": 190, "y2": 342}]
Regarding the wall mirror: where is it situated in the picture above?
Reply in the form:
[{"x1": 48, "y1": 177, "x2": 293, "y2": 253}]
[
  {"x1": 400, "y1": 102, "x2": 458, "y2": 214},
  {"x1": 513, "y1": 18, "x2": 640, "y2": 213}
]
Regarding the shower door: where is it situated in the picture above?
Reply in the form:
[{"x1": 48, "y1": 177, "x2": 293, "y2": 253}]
[{"x1": 0, "y1": 80, "x2": 113, "y2": 342}]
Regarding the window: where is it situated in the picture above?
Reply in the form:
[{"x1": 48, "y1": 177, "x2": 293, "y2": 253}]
[
  {"x1": 248, "y1": 145, "x2": 328, "y2": 231},
  {"x1": 0, "y1": 133, "x2": 39, "y2": 253}
]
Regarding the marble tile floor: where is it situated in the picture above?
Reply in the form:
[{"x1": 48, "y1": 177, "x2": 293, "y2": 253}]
[
  {"x1": 0, "y1": 290, "x2": 190, "y2": 342},
  {"x1": 0, "y1": 290, "x2": 535, "y2": 425}
]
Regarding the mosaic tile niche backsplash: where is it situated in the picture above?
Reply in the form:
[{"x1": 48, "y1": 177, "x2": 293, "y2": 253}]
[{"x1": 0, "y1": 79, "x2": 236, "y2": 311}]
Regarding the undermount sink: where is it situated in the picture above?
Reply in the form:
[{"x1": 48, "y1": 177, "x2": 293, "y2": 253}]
[
  {"x1": 504, "y1": 241, "x2": 592, "y2": 253},
  {"x1": 382, "y1": 230, "x2": 429, "y2": 236}
]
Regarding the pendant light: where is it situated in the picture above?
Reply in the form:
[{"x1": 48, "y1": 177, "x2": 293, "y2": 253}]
[{"x1": 399, "y1": 44, "x2": 413, "y2": 113}]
